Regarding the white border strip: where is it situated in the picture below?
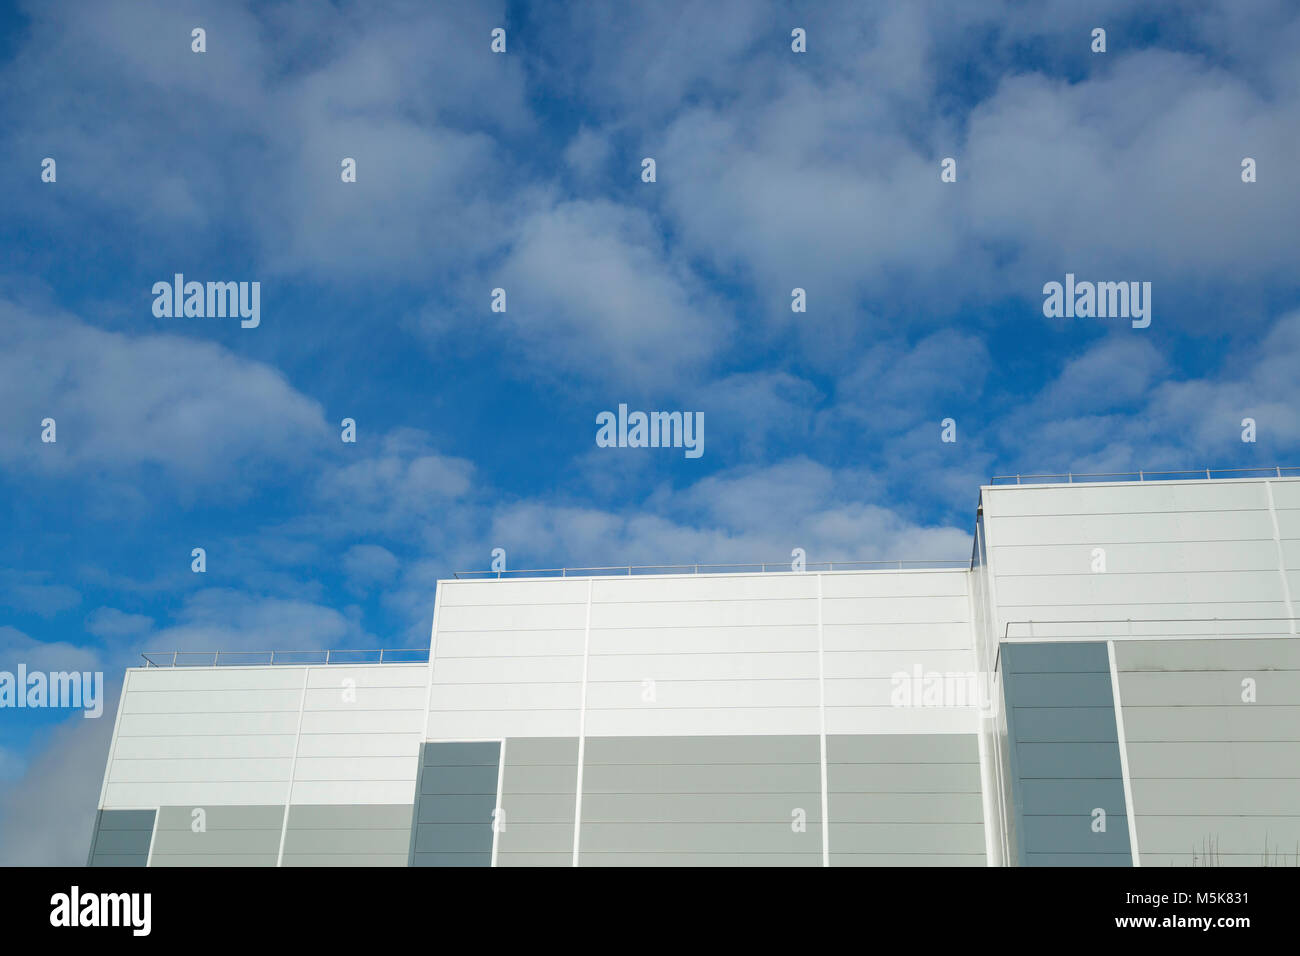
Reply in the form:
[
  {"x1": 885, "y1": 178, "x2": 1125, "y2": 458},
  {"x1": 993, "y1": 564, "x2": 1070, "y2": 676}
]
[
  {"x1": 491, "y1": 737, "x2": 507, "y2": 867},
  {"x1": 815, "y1": 573, "x2": 830, "y2": 867},
  {"x1": 144, "y1": 805, "x2": 161, "y2": 868},
  {"x1": 1107, "y1": 640, "x2": 1141, "y2": 867},
  {"x1": 1265, "y1": 480, "x2": 1297, "y2": 634},
  {"x1": 276, "y1": 666, "x2": 311, "y2": 867},
  {"x1": 571, "y1": 578, "x2": 593, "y2": 867}
]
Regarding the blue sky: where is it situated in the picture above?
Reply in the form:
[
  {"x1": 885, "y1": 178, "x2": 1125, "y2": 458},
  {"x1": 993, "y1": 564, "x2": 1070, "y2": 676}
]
[{"x1": 1, "y1": 0, "x2": 1298, "y2": 863}]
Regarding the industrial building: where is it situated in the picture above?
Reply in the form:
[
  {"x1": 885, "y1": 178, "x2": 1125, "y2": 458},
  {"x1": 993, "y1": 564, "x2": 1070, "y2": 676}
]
[{"x1": 88, "y1": 470, "x2": 1300, "y2": 866}]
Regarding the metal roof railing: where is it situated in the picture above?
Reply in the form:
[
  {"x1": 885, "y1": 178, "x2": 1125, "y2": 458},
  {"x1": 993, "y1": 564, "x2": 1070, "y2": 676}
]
[
  {"x1": 140, "y1": 648, "x2": 430, "y2": 668},
  {"x1": 452, "y1": 559, "x2": 969, "y2": 579},
  {"x1": 989, "y1": 465, "x2": 1299, "y2": 485}
]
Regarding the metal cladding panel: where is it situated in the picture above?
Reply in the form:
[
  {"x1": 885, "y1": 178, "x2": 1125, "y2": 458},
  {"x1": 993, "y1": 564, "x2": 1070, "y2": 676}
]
[
  {"x1": 982, "y1": 479, "x2": 1297, "y2": 635},
  {"x1": 282, "y1": 804, "x2": 414, "y2": 866},
  {"x1": 578, "y1": 734, "x2": 823, "y2": 866},
  {"x1": 827, "y1": 733, "x2": 986, "y2": 866},
  {"x1": 87, "y1": 809, "x2": 156, "y2": 867},
  {"x1": 584, "y1": 574, "x2": 819, "y2": 739},
  {"x1": 496, "y1": 737, "x2": 578, "y2": 867},
  {"x1": 103, "y1": 666, "x2": 307, "y2": 808},
  {"x1": 410, "y1": 741, "x2": 500, "y2": 867},
  {"x1": 101, "y1": 664, "x2": 429, "y2": 811},
  {"x1": 1001, "y1": 642, "x2": 1132, "y2": 867},
  {"x1": 150, "y1": 804, "x2": 282, "y2": 867},
  {"x1": 432, "y1": 570, "x2": 979, "y2": 740},
  {"x1": 1116, "y1": 637, "x2": 1300, "y2": 865},
  {"x1": 429, "y1": 578, "x2": 585, "y2": 741}
]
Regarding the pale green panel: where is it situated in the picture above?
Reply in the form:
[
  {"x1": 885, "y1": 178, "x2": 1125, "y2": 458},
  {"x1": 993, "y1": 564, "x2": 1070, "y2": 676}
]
[{"x1": 150, "y1": 804, "x2": 282, "y2": 866}]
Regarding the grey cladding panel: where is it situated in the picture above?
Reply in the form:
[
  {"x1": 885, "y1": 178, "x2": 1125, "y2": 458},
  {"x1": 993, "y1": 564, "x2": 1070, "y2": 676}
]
[
  {"x1": 497, "y1": 737, "x2": 578, "y2": 866},
  {"x1": 88, "y1": 809, "x2": 156, "y2": 867},
  {"x1": 1114, "y1": 637, "x2": 1300, "y2": 866},
  {"x1": 410, "y1": 741, "x2": 500, "y2": 867},
  {"x1": 828, "y1": 733, "x2": 985, "y2": 865},
  {"x1": 282, "y1": 804, "x2": 414, "y2": 866},
  {"x1": 578, "y1": 735, "x2": 822, "y2": 866},
  {"x1": 150, "y1": 804, "x2": 282, "y2": 866},
  {"x1": 1002, "y1": 642, "x2": 1132, "y2": 867}
]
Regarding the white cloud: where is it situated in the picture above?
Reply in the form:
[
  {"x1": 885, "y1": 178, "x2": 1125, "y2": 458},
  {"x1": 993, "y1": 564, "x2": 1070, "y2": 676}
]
[
  {"x1": 0, "y1": 570, "x2": 81, "y2": 618},
  {"x1": 0, "y1": 301, "x2": 330, "y2": 481},
  {"x1": 0, "y1": 625, "x2": 103, "y2": 675},
  {"x1": 342, "y1": 544, "x2": 401, "y2": 589},
  {"x1": 494, "y1": 199, "x2": 734, "y2": 384},
  {"x1": 313, "y1": 428, "x2": 475, "y2": 534}
]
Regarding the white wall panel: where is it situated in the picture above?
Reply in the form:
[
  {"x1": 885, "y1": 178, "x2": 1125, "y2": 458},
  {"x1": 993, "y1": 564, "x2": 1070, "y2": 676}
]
[
  {"x1": 438, "y1": 602, "x2": 588, "y2": 631},
  {"x1": 109, "y1": 757, "x2": 294, "y2": 784},
  {"x1": 428, "y1": 579, "x2": 586, "y2": 740},
  {"x1": 825, "y1": 707, "x2": 978, "y2": 735},
  {"x1": 822, "y1": 622, "x2": 972, "y2": 651},
  {"x1": 992, "y1": 541, "x2": 1280, "y2": 576},
  {"x1": 102, "y1": 666, "x2": 310, "y2": 809},
  {"x1": 104, "y1": 782, "x2": 290, "y2": 807},
  {"x1": 593, "y1": 574, "x2": 818, "y2": 603},
  {"x1": 821, "y1": 595, "x2": 968, "y2": 626},
  {"x1": 294, "y1": 733, "x2": 421, "y2": 758},
  {"x1": 294, "y1": 663, "x2": 426, "y2": 804},
  {"x1": 439, "y1": 579, "x2": 590, "y2": 606},
  {"x1": 102, "y1": 663, "x2": 429, "y2": 811},
  {"x1": 983, "y1": 480, "x2": 1300, "y2": 641},
  {"x1": 120, "y1": 688, "x2": 303, "y2": 714},
  {"x1": 986, "y1": 481, "x2": 1267, "y2": 517},
  {"x1": 1269, "y1": 481, "x2": 1300, "y2": 509},
  {"x1": 433, "y1": 631, "x2": 586, "y2": 658},
  {"x1": 585, "y1": 651, "x2": 818, "y2": 682},
  {"x1": 589, "y1": 598, "x2": 817, "y2": 629},
  {"x1": 988, "y1": 511, "x2": 1275, "y2": 546},
  {"x1": 824, "y1": 649, "x2": 975, "y2": 678},
  {"x1": 117, "y1": 712, "x2": 302, "y2": 737},
  {"x1": 820, "y1": 570, "x2": 968, "y2": 599},
  {"x1": 432, "y1": 571, "x2": 980, "y2": 741},
  {"x1": 111, "y1": 735, "x2": 297, "y2": 760},
  {"x1": 590, "y1": 626, "x2": 817, "y2": 655}
]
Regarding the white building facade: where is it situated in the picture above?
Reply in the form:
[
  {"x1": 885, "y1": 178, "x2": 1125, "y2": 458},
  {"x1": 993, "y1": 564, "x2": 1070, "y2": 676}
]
[{"x1": 90, "y1": 472, "x2": 1300, "y2": 866}]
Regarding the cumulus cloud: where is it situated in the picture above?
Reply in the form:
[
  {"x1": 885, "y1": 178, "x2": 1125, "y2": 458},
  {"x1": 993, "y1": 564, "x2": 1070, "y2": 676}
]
[
  {"x1": 488, "y1": 457, "x2": 970, "y2": 571},
  {"x1": 84, "y1": 607, "x2": 155, "y2": 639},
  {"x1": 0, "y1": 301, "x2": 330, "y2": 481},
  {"x1": 494, "y1": 199, "x2": 734, "y2": 384},
  {"x1": 0, "y1": 625, "x2": 102, "y2": 675},
  {"x1": 313, "y1": 428, "x2": 476, "y2": 534},
  {"x1": 0, "y1": 570, "x2": 81, "y2": 618},
  {"x1": 998, "y1": 310, "x2": 1300, "y2": 471},
  {"x1": 141, "y1": 589, "x2": 372, "y2": 657}
]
